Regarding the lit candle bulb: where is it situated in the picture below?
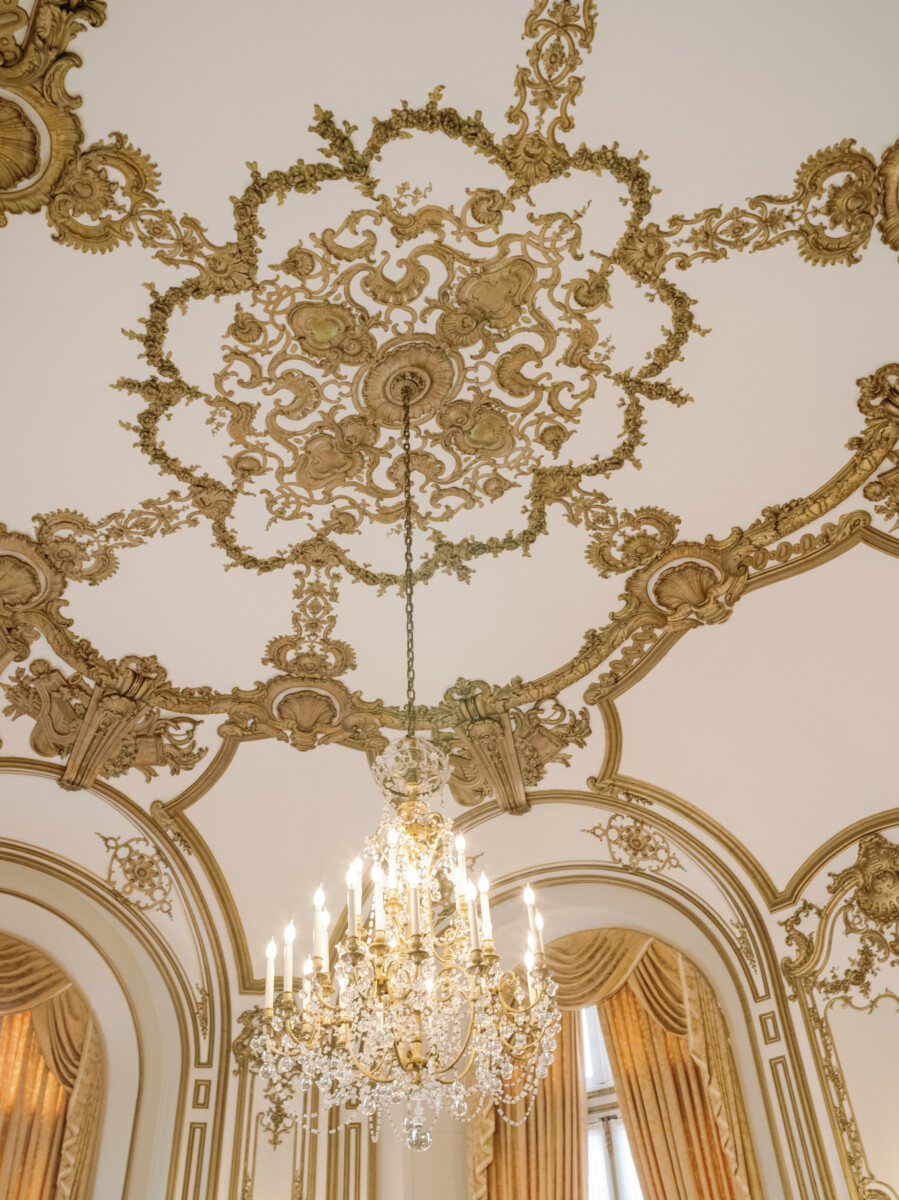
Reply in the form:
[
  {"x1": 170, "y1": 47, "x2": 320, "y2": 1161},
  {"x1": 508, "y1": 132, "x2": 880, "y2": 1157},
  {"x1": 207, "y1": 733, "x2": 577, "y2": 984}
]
[
  {"x1": 387, "y1": 828, "x2": 399, "y2": 889},
  {"x1": 466, "y1": 880, "x2": 481, "y2": 952},
  {"x1": 478, "y1": 872, "x2": 493, "y2": 941},
  {"x1": 284, "y1": 921, "x2": 295, "y2": 996},
  {"x1": 313, "y1": 885, "x2": 325, "y2": 960},
  {"x1": 264, "y1": 938, "x2": 277, "y2": 1012},
  {"x1": 407, "y1": 865, "x2": 421, "y2": 936},
  {"x1": 352, "y1": 857, "x2": 363, "y2": 920},
  {"x1": 321, "y1": 909, "x2": 330, "y2": 973},
  {"x1": 346, "y1": 866, "x2": 358, "y2": 937},
  {"x1": 523, "y1": 883, "x2": 538, "y2": 943},
  {"x1": 371, "y1": 863, "x2": 386, "y2": 931},
  {"x1": 524, "y1": 948, "x2": 537, "y2": 1004},
  {"x1": 535, "y1": 909, "x2": 545, "y2": 956},
  {"x1": 455, "y1": 834, "x2": 467, "y2": 899}
]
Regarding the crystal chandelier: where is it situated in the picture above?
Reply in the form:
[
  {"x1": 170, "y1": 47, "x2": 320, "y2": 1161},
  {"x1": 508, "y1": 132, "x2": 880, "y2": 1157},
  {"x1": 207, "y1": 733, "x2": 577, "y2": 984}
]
[{"x1": 240, "y1": 387, "x2": 560, "y2": 1150}]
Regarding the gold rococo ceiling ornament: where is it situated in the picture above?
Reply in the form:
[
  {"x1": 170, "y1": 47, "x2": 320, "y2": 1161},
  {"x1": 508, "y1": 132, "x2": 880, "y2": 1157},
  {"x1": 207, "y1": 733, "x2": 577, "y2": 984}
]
[{"x1": 2, "y1": 0, "x2": 899, "y2": 807}]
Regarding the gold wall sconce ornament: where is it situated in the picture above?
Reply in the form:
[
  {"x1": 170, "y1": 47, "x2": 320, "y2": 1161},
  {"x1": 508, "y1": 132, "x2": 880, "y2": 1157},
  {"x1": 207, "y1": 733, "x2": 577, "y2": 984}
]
[{"x1": 237, "y1": 390, "x2": 560, "y2": 1150}]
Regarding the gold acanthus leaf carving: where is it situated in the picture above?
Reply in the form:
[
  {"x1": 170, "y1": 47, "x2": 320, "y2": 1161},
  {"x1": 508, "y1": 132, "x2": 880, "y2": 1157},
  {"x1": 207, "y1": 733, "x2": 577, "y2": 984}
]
[
  {"x1": 2, "y1": 658, "x2": 206, "y2": 788},
  {"x1": 1, "y1": 0, "x2": 899, "y2": 761},
  {"x1": 830, "y1": 833, "x2": 899, "y2": 927}
]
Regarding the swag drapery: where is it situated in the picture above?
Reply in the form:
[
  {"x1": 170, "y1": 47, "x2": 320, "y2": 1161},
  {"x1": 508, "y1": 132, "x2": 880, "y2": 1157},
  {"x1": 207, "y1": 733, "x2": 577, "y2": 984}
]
[
  {"x1": 0, "y1": 934, "x2": 103, "y2": 1200},
  {"x1": 469, "y1": 929, "x2": 764, "y2": 1200}
]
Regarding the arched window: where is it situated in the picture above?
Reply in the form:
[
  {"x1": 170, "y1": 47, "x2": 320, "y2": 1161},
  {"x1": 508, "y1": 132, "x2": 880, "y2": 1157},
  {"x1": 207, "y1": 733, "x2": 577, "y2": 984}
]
[
  {"x1": 581, "y1": 1005, "x2": 643, "y2": 1200},
  {"x1": 0, "y1": 933, "x2": 104, "y2": 1200},
  {"x1": 471, "y1": 929, "x2": 763, "y2": 1200}
]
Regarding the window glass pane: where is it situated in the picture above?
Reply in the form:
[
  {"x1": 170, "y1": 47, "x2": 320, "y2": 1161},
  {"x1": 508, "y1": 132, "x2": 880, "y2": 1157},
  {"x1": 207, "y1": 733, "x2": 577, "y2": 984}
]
[
  {"x1": 587, "y1": 1126, "x2": 613, "y2": 1200},
  {"x1": 581, "y1": 1006, "x2": 613, "y2": 1090},
  {"x1": 613, "y1": 1117, "x2": 644, "y2": 1200}
]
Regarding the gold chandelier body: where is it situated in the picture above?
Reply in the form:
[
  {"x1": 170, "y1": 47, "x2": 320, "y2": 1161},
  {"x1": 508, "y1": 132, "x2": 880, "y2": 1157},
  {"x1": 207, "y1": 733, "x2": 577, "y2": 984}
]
[{"x1": 245, "y1": 738, "x2": 559, "y2": 1148}]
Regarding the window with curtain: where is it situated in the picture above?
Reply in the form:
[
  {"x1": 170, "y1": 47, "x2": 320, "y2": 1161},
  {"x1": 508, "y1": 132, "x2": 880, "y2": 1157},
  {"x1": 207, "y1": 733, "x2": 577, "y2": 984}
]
[
  {"x1": 0, "y1": 934, "x2": 104, "y2": 1200},
  {"x1": 581, "y1": 1005, "x2": 643, "y2": 1200}
]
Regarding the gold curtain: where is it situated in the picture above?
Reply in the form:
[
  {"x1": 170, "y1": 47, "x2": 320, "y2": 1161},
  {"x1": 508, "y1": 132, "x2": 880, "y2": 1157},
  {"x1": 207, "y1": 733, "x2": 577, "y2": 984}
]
[
  {"x1": 470, "y1": 1008, "x2": 586, "y2": 1200},
  {"x1": 0, "y1": 936, "x2": 104, "y2": 1200},
  {"x1": 546, "y1": 929, "x2": 764, "y2": 1200},
  {"x1": 0, "y1": 1012, "x2": 68, "y2": 1200}
]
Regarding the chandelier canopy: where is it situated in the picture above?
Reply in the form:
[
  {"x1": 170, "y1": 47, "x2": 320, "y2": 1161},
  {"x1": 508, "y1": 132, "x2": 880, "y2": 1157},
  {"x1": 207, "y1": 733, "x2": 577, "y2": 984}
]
[{"x1": 240, "y1": 382, "x2": 560, "y2": 1150}]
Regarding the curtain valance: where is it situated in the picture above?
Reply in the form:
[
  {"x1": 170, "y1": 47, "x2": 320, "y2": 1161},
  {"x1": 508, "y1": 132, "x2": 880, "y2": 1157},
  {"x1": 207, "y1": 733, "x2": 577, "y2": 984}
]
[{"x1": 0, "y1": 934, "x2": 104, "y2": 1200}]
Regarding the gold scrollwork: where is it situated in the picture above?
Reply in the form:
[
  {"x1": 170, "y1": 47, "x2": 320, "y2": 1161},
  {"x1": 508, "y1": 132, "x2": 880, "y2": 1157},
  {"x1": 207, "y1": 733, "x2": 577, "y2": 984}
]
[
  {"x1": 97, "y1": 832, "x2": 174, "y2": 918},
  {"x1": 781, "y1": 834, "x2": 899, "y2": 1199},
  {"x1": 582, "y1": 813, "x2": 683, "y2": 875}
]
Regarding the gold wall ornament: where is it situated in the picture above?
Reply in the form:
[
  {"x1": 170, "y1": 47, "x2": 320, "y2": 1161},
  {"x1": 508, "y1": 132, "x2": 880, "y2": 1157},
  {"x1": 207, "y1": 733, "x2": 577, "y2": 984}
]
[
  {"x1": 0, "y1": 526, "x2": 67, "y2": 674},
  {"x1": 2, "y1": 656, "x2": 206, "y2": 788},
  {"x1": 0, "y1": 0, "x2": 103, "y2": 225},
  {"x1": 830, "y1": 833, "x2": 899, "y2": 927},
  {"x1": 878, "y1": 137, "x2": 899, "y2": 253},
  {"x1": 582, "y1": 812, "x2": 684, "y2": 874},
  {"x1": 781, "y1": 833, "x2": 899, "y2": 1200},
  {"x1": 97, "y1": 832, "x2": 175, "y2": 917}
]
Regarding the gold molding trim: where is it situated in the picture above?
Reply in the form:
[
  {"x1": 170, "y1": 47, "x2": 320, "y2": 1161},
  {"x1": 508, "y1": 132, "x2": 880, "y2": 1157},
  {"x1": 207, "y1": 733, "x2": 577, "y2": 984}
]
[{"x1": 0, "y1": 756, "x2": 233, "y2": 1198}]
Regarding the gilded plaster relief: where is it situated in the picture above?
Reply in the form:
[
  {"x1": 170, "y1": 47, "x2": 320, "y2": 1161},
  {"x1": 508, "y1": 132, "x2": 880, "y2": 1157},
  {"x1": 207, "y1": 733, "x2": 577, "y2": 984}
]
[
  {"x1": 1, "y1": 0, "x2": 899, "y2": 823},
  {"x1": 3, "y1": 5, "x2": 899, "y2": 1194},
  {"x1": 782, "y1": 833, "x2": 899, "y2": 1199}
]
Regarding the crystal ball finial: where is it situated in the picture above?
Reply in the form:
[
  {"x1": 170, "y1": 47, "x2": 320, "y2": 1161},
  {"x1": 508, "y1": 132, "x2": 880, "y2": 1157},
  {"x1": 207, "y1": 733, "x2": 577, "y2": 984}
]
[{"x1": 371, "y1": 736, "x2": 451, "y2": 801}]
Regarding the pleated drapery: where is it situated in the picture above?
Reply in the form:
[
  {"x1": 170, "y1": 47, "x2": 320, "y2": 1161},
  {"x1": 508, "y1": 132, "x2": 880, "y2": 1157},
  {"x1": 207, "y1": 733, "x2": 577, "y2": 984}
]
[
  {"x1": 547, "y1": 930, "x2": 764, "y2": 1200},
  {"x1": 469, "y1": 1008, "x2": 586, "y2": 1200},
  {"x1": 0, "y1": 935, "x2": 103, "y2": 1200},
  {"x1": 0, "y1": 1012, "x2": 68, "y2": 1200},
  {"x1": 469, "y1": 929, "x2": 763, "y2": 1200}
]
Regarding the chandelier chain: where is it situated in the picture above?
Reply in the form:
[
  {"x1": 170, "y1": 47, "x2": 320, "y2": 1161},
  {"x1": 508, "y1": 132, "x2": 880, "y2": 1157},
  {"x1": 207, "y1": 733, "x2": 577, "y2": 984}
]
[{"x1": 402, "y1": 393, "x2": 416, "y2": 739}]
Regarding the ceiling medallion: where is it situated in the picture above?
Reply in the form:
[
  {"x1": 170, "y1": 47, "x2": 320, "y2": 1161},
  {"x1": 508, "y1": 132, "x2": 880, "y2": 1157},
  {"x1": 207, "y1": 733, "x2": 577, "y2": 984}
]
[
  {"x1": 239, "y1": 389, "x2": 560, "y2": 1148},
  {"x1": 1, "y1": 0, "x2": 899, "y2": 801}
]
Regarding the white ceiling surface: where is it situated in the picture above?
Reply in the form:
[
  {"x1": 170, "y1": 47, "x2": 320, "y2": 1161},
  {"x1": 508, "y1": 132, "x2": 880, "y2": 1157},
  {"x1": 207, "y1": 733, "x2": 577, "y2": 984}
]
[
  {"x1": 616, "y1": 544, "x2": 899, "y2": 889},
  {"x1": 2, "y1": 0, "x2": 899, "y2": 941}
]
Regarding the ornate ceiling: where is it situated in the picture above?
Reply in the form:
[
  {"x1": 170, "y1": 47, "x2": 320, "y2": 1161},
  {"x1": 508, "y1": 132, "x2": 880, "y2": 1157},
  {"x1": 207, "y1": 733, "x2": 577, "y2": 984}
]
[
  {"x1": 3, "y1": 2, "x2": 899, "y2": 1196},
  {"x1": 1, "y1": 0, "x2": 897, "y2": 945}
]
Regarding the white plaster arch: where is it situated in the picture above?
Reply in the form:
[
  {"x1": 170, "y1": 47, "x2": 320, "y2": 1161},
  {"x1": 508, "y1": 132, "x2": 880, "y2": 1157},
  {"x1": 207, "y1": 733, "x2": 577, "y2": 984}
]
[
  {"x1": 487, "y1": 875, "x2": 800, "y2": 1200},
  {"x1": 0, "y1": 858, "x2": 186, "y2": 1200}
]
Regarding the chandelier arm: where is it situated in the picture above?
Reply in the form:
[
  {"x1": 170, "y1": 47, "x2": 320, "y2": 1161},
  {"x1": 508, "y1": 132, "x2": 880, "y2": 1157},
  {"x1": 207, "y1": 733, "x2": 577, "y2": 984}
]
[{"x1": 401, "y1": 389, "x2": 416, "y2": 738}]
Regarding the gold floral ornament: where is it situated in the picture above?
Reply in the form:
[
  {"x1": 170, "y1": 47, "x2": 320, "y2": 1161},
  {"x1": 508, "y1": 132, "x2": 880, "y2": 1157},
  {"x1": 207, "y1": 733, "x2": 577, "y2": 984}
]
[
  {"x1": 3, "y1": 0, "x2": 899, "y2": 769},
  {"x1": 198, "y1": 195, "x2": 689, "y2": 540},
  {"x1": 583, "y1": 813, "x2": 683, "y2": 875},
  {"x1": 97, "y1": 833, "x2": 174, "y2": 918}
]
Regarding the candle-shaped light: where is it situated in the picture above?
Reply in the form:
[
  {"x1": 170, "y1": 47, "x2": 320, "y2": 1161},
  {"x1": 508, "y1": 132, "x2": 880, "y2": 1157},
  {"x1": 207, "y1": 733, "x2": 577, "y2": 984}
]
[
  {"x1": 303, "y1": 956, "x2": 313, "y2": 1001},
  {"x1": 466, "y1": 880, "x2": 481, "y2": 952},
  {"x1": 321, "y1": 909, "x2": 331, "y2": 973},
  {"x1": 346, "y1": 866, "x2": 358, "y2": 937},
  {"x1": 264, "y1": 937, "x2": 277, "y2": 1011},
  {"x1": 455, "y1": 834, "x2": 468, "y2": 899},
  {"x1": 523, "y1": 883, "x2": 538, "y2": 943},
  {"x1": 371, "y1": 862, "x2": 386, "y2": 931},
  {"x1": 284, "y1": 921, "x2": 295, "y2": 996},
  {"x1": 535, "y1": 909, "x2": 546, "y2": 956},
  {"x1": 407, "y1": 865, "x2": 421, "y2": 936},
  {"x1": 524, "y1": 948, "x2": 537, "y2": 1004},
  {"x1": 478, "y1": 872, "x2": 493, "y2": 942},
  {"x1": 387, "y1": 828, "x2": 399, "y2": 889},
  {"x1": 352, "y1": 857, "x2": 363, "y2": 909},
  {"x1": 313, "y1": 885, "x2": 325, "y2": 960}
]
